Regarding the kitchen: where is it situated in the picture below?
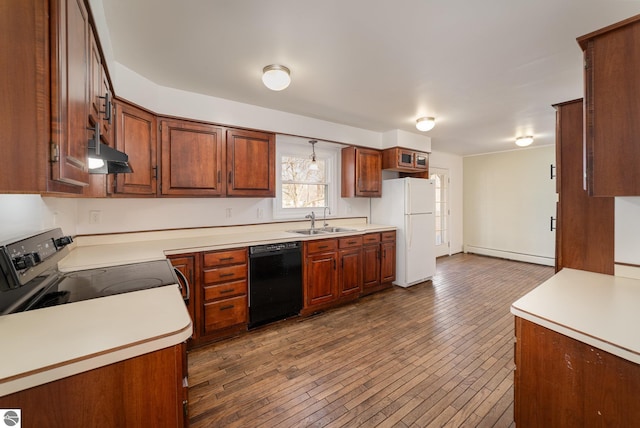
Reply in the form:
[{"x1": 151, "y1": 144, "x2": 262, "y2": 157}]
[{"x1": 2, "y1": 0, "x2": 640, "y2": 426}]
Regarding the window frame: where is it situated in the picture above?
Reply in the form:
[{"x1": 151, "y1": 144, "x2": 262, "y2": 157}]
[{"x1": 274, "y1": 140, "x2": 338, "y2": 220}]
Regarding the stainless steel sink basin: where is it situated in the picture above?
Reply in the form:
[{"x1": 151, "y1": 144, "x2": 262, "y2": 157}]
[
  {"x1": 287, "y1": 227, "x2": 358, "y2": 235},
  {"x1": 287, "y1": 229, "x2": 329, "y2": 235},
  {"x1": 320, "y1": 227, "x2": 358, "y2": 233}
]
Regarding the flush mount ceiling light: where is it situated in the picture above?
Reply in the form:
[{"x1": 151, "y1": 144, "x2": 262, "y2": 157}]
[
  {"x1": 262, "y1": 64, "x2": 291, "y2": 91},
  {"x1": 309, "y1": 140, "x2": 319, "y2": 171},
  {"x1": 416, "y1": 117, "x2": 436, "y2": 132},
  {"x1": 515, "y1": 136, "x2": 534, "y2": 147}
]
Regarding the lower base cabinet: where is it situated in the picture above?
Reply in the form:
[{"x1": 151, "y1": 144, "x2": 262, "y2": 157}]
[
  {"x1": 0, "y1": 343, "x2": 188, "y2": 428},
  {"x1": 362, "y1": 231, "x2": 396, "y2": 295},
  {"x1": 514, "y1": 317, "x2": 640, "y2": 427}
]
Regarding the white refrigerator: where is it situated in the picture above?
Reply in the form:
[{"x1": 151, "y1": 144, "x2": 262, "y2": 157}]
[{"x1": 371, "y1": 177, "x2": 436, "y2": 287}]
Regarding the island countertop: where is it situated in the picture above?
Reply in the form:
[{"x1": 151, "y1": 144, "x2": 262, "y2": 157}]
[{"x1": 511, "y1": 267, "x2": 640, "y2": 364}]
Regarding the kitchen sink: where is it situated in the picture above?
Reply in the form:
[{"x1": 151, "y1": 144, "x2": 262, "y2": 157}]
[
  {"x1": 320, "y1": 227, "x2": 358, "y2": 233},
  {"x1": 287, "y1": 229, "x2": 329, "y2": 235},
  {"x1": 287, "y1": 227, "x2": 358, "y2": 235}
]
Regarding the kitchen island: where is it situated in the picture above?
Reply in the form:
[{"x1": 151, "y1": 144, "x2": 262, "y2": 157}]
[{"x1": 511, "y1": 268, "x2": 640, "y2": 427}]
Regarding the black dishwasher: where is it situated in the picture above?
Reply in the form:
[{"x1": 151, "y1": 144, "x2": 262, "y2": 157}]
[{"x1": 248, "y1": 241, "x2": 302, "y2": 329}]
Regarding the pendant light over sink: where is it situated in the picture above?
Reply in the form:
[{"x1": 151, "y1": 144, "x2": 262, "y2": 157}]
[
  {"x1": 262, "y1": 64, "x2": 291, "y2": 91},
  {"x1": 309, "y1": 140, "x2": 319, "y2": 171}
]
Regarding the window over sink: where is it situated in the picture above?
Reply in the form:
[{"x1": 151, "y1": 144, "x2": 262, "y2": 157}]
[{"x1": 274, "y1": 138, "x2": 337, "y2": 220}]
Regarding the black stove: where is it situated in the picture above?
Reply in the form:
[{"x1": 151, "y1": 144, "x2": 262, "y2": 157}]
[{"x1": 0, "y1": 228, "x2": 181, "y2": 315}]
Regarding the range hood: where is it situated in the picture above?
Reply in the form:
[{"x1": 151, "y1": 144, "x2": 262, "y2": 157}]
[{"x1": 87, "y1": 123, "x2": 133, "y2": 174}]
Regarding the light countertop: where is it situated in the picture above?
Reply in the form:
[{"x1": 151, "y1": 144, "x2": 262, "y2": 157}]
[
  {"x1": 59, "y1": 220, "x2": 396, "y2": 271},
  {"x1": 511, "y1": 268, "x2": 640, "y2": 364},
  {"x1": 0, "y1": 285, "x2": 192, "y2": 397}
]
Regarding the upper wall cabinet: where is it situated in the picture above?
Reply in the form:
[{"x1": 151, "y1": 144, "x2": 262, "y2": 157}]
[
  {"x1": 578, "y1": 15, "x2": 640, "y2": 196},
  {"x1": 50, "y1": 0, "x2": 91, "y2": 189},
  {"x1": 112, "y1": 100, "x2": 157, "y2": 196},
  {"x1": 341, "y1": 147, "x2": 382, "y2": 198},
  {"x1": 160, "y1": 119, "x2": 225, "y2": 197},
  {"x1": 382, "y1": 147, "x2": 429, "y2": 173},
  {"x1": 226, "y1": 129, "x2": 275, "y2": 197}
]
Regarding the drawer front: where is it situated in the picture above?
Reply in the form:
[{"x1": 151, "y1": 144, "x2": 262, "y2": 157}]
[
  {"x1": 306, "y1": 239, "x2": 337, "y2": 254},
  {"x1": 203, "y1": 248, "x2": 247, "y2": 267},
  {"x1": 204, "y1": 279, "x2": 247, "y2": 301},
  {"x1": 381, "y1": 231, "x2": 396, "y2": 242},
  {"x1": 363, "y1": 233, "x2": 381, "y2": 244},
  {"x1": 204, "y1": 295, "x2": 247, "y2": 332},
  {"x1": 203, "y1": 264, "x2": 247, "y2": 284},
  {"x1": 339, "y1": 236, "x2": 363, "y2": 249}
]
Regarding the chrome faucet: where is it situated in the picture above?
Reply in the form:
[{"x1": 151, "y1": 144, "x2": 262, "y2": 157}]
[
  {"x1": 323, "y1": 206, "x2": 331, "y2": 228},
  {"x1": 305, "y1": 212, "x2": 316, "y2": 231}
]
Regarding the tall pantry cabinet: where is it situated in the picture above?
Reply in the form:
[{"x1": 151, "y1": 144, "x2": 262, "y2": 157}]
[{"x1": 554, "y1": 99, "x2": 614, "y2": 274}]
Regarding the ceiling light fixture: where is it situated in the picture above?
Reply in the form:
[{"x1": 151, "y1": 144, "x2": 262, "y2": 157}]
[
  {"x1": 515, "y1": 136, "x2": 534, "y2": 147},
  {"x1": 416, "y1": 117, "x2": 436, "y2": 132},
  {"x1": 262, "y1": 64, "x2": 291, "y2": 91},
  {"x1": 309, "y1": 140, "x2": 319, "y2": 171}
]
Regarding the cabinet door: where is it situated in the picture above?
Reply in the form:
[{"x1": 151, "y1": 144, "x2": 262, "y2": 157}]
[
  {"x1": 380, "y1": 241, "x2": 396, "y2": 283},
  {"x1": 226, "y1": 129, "x2": 275, "y2": 197},
  {"x1": 168, "y1": 254, "x2": 196, "y2": 341},
  {"x1": 160, "y1": 119, "x2": 224, "y2": 196},
  {"x1": 50, "y1": 0, "x2": 91, "y2": 187},
  {"x1": 554, "y1": 100, "x2": 614, "y2": 274},
  {"x1": 113, "y1": 101, "x2": 157, "y2": 195},
  {"x1": 305, "y1": 252, "x2": 338, "y2": 307},
  {"x1": 580, "y1": 19, "x2": 640, "y2": 196},
  {"x1": 339, "y1": 248, "x2": 362, "y2": 297},
  {"x1": 356, "y1": 148, "x2": 382, "y2": 197},
  {"x1": 362, "y1": 244, "x2": 380, "y2": 289}
]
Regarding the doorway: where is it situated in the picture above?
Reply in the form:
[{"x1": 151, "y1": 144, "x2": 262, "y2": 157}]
[{"x1": 430, "y1": 167, "x2": 450, "y2": 257}]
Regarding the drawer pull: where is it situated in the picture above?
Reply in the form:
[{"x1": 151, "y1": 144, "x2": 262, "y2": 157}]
[
  {"x1": 219, "y1": 289, "x2": 235, "y2": 294},
  {"x1": 348, "y1": 240, "x2": 357, "y2": 244},
  {"x1": 318, "y1": 245, "x2": 329, "y2": 249},
  {"x1": 219, "y1": 257, "x2": 234, "y2": 261},
  {"x1": 219, "y1": 273, "x2": 235, "y2": 278},
  {"x1": 220, "y1": 305, "x2": 234, "y2": 311}
]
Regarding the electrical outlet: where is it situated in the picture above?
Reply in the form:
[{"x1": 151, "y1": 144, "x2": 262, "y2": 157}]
[{"x1": 89, "y1": 210, "x2": 102, "y2": 224}]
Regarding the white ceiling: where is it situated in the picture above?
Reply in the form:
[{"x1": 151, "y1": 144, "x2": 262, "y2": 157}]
[{"x1": 100, "y1": 0, "x2": 640, "y2": 155}]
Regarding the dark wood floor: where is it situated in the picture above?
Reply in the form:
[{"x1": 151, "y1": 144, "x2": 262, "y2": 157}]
[{"x1": 187, "y1": 253, "x2": 554, "y2": 427}]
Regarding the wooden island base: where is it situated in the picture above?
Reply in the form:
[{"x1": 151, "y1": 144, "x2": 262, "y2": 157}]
[{"x1": 514, "y1": 317, "x2": 640, "y2": 427}]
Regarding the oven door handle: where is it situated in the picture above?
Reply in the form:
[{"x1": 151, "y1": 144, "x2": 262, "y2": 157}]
[{"x1": 173, "y1": 267, "x2": 190, "y2": 304}]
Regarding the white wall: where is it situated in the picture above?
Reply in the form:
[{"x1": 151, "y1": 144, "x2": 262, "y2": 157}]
[
  {"x1": 0, "y1": 195, "x2": 77, "y2": 241},
  {"x1": 463, "y1": 146, "x2": 556, "y2": 266}
]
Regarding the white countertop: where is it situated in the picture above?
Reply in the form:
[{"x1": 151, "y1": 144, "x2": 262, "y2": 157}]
[
  {"x1": 511, "y1": 268, "x2": 640, "y2": 364},
  {"x1": 58, "y1": 220, "x2": 395, "y2": 271},
  {"x1": 0, "y1": 285, "x2": 192, "y2": 397}
]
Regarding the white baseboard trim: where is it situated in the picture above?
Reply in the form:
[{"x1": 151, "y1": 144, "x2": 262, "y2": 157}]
[{"x1": 464, "y1": 245, "x2": 555, "y2": 267}]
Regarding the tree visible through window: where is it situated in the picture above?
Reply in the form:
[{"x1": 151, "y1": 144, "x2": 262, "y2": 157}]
[{"x1": 281, "y1": 155, "x2": 328, "y2": 208}]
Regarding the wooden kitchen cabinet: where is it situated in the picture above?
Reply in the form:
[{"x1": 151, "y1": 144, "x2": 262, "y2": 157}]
[
  {"x1": 380, "y1": 231, "x2": 397, "y2": 284},
  {"x1": 168, "y1": 253, "x2": 197, "y2": 344},
  {"x1": 382, "y1": 147, "x2": 429, "y2": 174},
  {"x1": 111, "y1": 100, "x2": 158, "y2": 195},
  {"x1": 362, "y1": 231, "x2": 396, "y2": 295},
  {"x1": 338, "y1": 236, "x2": 363, "y2": 298},
  {"x1": 160, "y1": 118, "x2": 225, "y2": 196},
  {"x1": 0, "y1": 343, "x2": 188, "y2": 427},
  {"x1": 303, "y1": 239, "x2": 339, "y2": 312},
  {"x1": 226, "y1": 128, "x2": 276, "y2": 197},
  {"x1": 200, "y1": 248, "x2": 248, "y2": 341},
  {"x1": 514, "y1": 317, "x2": 640, "y2": 427},
  {"x1": 578, "y1": 15, "x2": 640, "y2": 196},
  {"x1": 341, "y1": 146, "x2": 383, "y2": 198},
  {"x1": 553, "y1": 99, "x2": 614, "y2": 274},
  {"x1": 50, "y1": 0, "x2": 91, "y2": 189}
]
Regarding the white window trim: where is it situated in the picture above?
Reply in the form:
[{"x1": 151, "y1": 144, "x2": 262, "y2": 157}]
[{"x1": 274, "y1": 141, "x2": 338, "y2": 220}]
